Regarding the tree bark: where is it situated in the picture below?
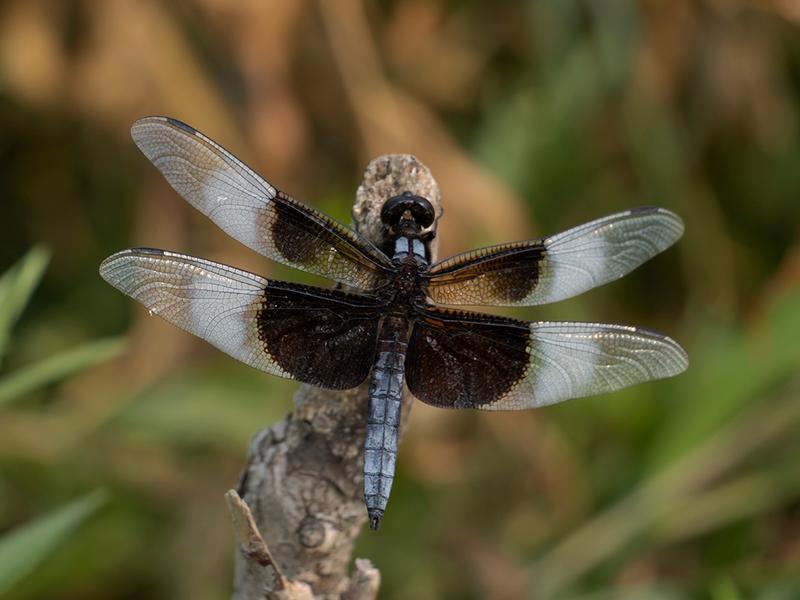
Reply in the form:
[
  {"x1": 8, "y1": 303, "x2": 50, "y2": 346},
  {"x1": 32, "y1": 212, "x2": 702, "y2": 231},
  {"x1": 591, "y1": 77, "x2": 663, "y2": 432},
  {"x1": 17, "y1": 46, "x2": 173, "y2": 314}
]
[{"x1": 230, "y1": 155, "x2": 441, "y2": 599}]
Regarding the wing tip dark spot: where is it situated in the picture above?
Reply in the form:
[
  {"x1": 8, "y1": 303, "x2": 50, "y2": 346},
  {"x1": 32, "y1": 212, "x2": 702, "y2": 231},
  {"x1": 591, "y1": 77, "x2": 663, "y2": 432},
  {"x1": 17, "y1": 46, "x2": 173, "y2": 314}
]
[
  {"x1": 629, "y1": 205, "x2": 660, "y2": 215},
  {"x1": 630, "y1": 205, "x2": 684, "y2": 225},
  {"x1": 632, "y1": 324, "x2": 666, "y2": 338},
  {"x1": 130, "y1": 247, "x2": 165, "y2": 256},
  {"x1": 164, "y1": 117, "x2": 198, "y2": 135},
  {"x1": 130, "y1": 116, "x2": 197, "y2": 137}
]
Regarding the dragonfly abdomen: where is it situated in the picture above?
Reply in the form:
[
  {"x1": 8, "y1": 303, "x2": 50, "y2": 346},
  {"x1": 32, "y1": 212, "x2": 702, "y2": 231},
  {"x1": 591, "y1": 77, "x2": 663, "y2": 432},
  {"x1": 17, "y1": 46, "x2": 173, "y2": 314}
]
[{"x1": 364, "y1": 316, "x2": 408, "y2": 530}]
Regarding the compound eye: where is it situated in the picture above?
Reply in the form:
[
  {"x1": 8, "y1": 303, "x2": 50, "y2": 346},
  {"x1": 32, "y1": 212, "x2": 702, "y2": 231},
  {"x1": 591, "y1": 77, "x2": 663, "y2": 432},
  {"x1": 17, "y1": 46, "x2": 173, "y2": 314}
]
[
  {"x1": 380, "y1": 197, "x2": 406, "y2": 225},
  {"x1": 409, "y1": 198, "x2": 435, "y2": 228},
  {"x1": 380, "y1": 192, "x2": 435, "y2": 227}
]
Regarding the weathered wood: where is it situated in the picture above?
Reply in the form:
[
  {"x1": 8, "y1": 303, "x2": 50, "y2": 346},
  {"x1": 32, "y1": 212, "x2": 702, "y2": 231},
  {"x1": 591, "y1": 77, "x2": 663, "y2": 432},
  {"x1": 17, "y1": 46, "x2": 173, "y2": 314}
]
[{"x1": 231, "y1": 155, "x2": 441, "y2": 599}]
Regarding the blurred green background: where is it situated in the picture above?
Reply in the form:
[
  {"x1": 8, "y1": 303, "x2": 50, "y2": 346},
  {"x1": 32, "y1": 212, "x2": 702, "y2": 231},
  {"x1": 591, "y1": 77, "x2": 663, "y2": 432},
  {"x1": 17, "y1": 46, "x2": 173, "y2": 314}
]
[{"x1": 1, "y1": 1, "x2": 800, "y2": 598}]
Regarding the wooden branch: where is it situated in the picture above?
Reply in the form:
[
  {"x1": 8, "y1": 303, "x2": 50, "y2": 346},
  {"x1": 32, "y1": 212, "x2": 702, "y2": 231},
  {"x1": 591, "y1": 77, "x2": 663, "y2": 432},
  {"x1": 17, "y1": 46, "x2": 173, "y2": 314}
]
[
  {"x1": 227, "y1": 489, "x2": 313, "y2": 600},
  {"x1": 231, "y1": 155, "x2": 441, "y2": 599}
]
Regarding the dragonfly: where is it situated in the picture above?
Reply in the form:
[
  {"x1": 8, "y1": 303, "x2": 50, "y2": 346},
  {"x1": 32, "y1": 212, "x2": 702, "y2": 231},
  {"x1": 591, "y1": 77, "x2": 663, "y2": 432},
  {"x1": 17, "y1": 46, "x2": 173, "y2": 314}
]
[{"x1": 100, "y1": 117, "x2": 688, "y2": 530}]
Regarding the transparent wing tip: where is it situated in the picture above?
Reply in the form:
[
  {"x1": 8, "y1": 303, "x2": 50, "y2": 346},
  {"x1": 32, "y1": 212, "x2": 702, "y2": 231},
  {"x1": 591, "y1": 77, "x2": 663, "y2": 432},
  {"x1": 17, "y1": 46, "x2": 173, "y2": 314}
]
[
  {"x1": 636, "y1": 326, "x2": 690, "y2": 377},
  {"x1": 636, "y1": 205, "x2": 685, "y2": 246}
]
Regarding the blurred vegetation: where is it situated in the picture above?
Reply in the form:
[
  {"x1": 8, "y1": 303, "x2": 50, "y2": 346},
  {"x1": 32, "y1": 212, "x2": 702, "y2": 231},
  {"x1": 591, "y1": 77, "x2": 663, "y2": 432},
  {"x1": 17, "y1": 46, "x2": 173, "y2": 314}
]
[{"x1": 1, "y1": 0, "x2": 799, "y2": 598}]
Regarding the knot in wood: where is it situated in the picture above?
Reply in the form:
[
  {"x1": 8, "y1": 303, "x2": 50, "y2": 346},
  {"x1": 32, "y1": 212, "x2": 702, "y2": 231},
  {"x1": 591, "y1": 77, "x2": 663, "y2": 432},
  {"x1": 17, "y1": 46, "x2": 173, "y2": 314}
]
[{"x1": 298, "y1": 517, "x2": 334, "y2": 551}]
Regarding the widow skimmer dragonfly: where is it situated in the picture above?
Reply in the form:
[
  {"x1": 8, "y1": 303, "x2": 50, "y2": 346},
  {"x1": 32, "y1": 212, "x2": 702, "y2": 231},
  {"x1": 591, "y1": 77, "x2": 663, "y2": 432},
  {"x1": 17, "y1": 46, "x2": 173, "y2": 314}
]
[{"x1": 100, "y1": 117, "x2": 688, "y2": 531}]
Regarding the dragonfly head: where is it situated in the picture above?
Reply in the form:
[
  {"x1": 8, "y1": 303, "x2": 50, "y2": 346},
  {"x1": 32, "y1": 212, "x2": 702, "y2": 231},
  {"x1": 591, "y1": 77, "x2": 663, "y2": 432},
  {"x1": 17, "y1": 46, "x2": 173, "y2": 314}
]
[{"x1": 381, "y1": 191, "x2": 435, "y2": 230}]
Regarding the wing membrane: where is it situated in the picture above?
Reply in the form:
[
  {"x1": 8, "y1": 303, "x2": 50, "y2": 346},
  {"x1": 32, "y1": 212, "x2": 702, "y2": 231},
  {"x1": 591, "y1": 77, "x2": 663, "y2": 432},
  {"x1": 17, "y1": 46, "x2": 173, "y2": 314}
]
[
  {"x1": 130, "y1": 117, "x2": 394, "y2": 290},
  {"x1": 99, "y1": 248, "x2": 382, "y2": 389},
  {"x1": 406, "y1": 307, "x2": 688, "y2": 409},
  {"x1": 426, "y1": 207, "x2": 683, "y2": 306}
]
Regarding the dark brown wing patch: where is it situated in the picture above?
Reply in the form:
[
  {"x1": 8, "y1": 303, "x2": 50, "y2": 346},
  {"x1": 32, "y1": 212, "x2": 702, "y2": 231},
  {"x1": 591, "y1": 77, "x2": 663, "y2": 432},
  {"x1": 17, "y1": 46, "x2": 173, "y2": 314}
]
[
  {"x1": 426, "y1": 242, "x2": 545, "y2": 306},
  {"x1": 266, "y1": 191, "x2": 389, "y2": 286},
  {"x1": 405, "y1": 307, "x2": 530, "y2": 408},
  {"x1": 258, "y1": 281, "x2": 382, "y2": 389}
]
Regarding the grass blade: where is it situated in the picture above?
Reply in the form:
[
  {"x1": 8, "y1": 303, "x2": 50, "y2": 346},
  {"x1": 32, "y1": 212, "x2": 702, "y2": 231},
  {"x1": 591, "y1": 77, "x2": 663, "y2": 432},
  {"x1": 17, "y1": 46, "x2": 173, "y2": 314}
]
[
  {"x1": 0, "y1": 490, "x2": 107, "y2": 594},
  {"x1": 0, "y1": 247, "x2": 50, "y2": 359},
  {"x1": 0, "y1": 337, "x2": 126, "y2": 406}
]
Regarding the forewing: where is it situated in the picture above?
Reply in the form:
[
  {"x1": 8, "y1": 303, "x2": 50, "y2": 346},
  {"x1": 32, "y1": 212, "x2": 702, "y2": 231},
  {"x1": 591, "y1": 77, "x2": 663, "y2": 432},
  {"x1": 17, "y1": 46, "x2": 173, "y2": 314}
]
[
  {"x1": 406, "y1": 307, "x2": 688, "y2": 409},
  {"x1": 99, "y1": 248, "x2": 382, "y2": 389},
  {"x1": 426, "y1": 207, "x2": 683, "y2": 306},
  {"x1": 130, "y1": 117, "x2": 394, "y2": 290}
]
